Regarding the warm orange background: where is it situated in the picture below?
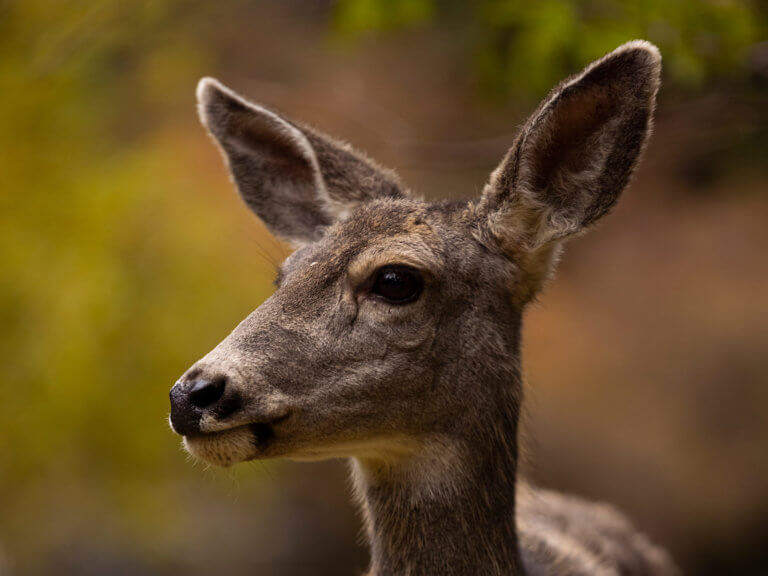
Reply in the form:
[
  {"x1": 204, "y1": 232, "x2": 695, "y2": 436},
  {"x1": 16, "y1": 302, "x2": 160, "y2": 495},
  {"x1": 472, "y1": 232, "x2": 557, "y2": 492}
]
[{"x1": 1, "y1": 2, "x2": 766, "y2": 575}]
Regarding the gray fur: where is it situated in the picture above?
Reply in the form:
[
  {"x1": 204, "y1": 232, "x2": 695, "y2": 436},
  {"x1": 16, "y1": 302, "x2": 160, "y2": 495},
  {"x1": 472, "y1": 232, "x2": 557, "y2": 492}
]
[
  {"x1": 172, "y1": 41, "x2": 677, "y2": 576},
  {"x1": 197, "y1": 78, "x2": 403, "y2": 245}
]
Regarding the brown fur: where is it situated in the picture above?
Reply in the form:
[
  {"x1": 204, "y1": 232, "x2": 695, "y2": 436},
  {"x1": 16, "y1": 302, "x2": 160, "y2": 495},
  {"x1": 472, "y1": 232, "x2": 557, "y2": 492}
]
[{"x1": 170, "y1": 41, "x2": 678, "y2": 575}]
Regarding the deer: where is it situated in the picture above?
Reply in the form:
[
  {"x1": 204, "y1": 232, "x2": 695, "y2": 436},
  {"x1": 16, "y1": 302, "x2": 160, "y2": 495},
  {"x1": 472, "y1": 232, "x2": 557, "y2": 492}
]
[{"x1": 169, "y1": 40, "x2": 679, "y2": 576}]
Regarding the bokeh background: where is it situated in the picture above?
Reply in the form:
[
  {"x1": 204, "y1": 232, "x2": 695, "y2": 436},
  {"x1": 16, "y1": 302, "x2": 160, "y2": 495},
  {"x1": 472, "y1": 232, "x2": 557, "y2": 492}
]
[{"x1": 1, "y1": 1, "x2": 767, "y2": 574}]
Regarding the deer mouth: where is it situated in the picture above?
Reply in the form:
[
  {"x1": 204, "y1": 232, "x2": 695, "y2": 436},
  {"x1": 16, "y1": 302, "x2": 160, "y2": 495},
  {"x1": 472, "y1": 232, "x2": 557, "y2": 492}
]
[
  {"x1": 182, "y1": 414, "x2": 290, "y2": 467},
  {"x1": 249, "y1": 421, "x2": 277, "y2": 446}
]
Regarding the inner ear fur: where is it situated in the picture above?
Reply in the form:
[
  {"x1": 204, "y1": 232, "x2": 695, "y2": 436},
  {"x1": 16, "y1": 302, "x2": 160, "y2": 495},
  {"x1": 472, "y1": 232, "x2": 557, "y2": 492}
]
[
  {"x1": 197, "y1": 78, "x2": 404, "y2": 245},
  {"x1": 480, "y1": 40, "x2": 661, "y2": 301}
]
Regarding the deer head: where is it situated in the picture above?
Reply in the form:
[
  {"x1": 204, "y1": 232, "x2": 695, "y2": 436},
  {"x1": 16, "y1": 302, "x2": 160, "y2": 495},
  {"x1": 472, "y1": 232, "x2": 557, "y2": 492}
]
[{"x1": 169, "y1": 41, "x2": 661, "y2": 475}]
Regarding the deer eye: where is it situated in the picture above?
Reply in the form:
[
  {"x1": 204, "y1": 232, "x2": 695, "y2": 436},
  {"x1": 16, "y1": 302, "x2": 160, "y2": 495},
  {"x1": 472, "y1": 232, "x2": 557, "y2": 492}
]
[{"x1": 370, "y1": 265, "x2": 423, "y2": 304}]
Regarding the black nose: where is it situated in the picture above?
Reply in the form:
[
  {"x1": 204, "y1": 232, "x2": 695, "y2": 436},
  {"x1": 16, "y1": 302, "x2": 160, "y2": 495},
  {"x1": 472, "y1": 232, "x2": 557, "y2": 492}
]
[
  {"x1": 169, "y1": 376, "x2": 229, "y2": 436},
  {"x1": 189, "y1": 377, "x2": 226, "y2": 408}
]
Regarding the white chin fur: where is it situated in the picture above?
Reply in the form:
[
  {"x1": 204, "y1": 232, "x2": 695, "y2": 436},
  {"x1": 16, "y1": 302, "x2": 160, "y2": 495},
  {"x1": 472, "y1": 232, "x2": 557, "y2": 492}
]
[{"x1": 183, "y1": 426, "x2": 255, "y2": 467}]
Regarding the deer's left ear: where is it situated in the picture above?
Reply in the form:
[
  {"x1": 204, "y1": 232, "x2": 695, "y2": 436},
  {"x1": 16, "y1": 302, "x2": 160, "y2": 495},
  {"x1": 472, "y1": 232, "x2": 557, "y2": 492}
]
[
  {"x1": 197, "y1": 78, "x2": 404, "y2": 246},
  {"x1": 479, "y1": 41, "x2": 661, "y2": 301}
]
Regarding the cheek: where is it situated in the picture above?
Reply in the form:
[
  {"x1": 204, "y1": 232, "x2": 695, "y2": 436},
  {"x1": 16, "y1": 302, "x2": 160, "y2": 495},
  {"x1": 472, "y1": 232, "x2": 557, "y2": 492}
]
[
  {"x1": 326, "y1": 288, "x2": 360, "y2": 338},
  {"x1": 289, "y1": 300, "x2": 439, "y2": 404},
  {"x1": 360, "y1": 302, "x2": 438, "y2": 351},
  {"x1": 317, "y1": 306, "x2": 437, "y2": 384},
  {"x1": 382, "y1": 320, "x2": 435, "y2": 352},
  {"x1": 376, "y1": 310, "x2": 437, "y2": 352}
]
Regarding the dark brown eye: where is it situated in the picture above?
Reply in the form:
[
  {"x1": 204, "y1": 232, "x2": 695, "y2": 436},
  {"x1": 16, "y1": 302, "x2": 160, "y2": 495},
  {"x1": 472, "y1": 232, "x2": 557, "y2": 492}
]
[{"x1": 370, "y1": 265, "x2": 423, "y2": 304}]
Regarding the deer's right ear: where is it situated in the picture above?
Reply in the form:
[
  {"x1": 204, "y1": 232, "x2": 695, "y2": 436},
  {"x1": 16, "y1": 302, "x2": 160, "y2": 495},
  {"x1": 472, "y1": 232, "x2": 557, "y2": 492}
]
[{"x1": 197, "y1": 78, "x2": 404, "y2": 245}]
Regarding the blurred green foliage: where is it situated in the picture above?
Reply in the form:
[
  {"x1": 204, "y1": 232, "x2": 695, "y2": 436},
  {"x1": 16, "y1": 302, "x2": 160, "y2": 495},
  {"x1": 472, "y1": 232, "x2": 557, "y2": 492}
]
[
  {"x1": 0, "y1": 1, "x2": 280, "y2": 567},
  {"x1": 334, "y1": 0, "x2": 767, "y2": 96},
  {"x1": 334, "y1": 0, "x2": 434, "y2": 36}
]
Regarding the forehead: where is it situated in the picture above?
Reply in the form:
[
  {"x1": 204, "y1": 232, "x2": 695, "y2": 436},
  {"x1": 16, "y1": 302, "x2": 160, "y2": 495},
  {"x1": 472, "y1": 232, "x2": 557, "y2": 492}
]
[{"x1": 281, "y1": 198, "x2": 451, "y2": 281}]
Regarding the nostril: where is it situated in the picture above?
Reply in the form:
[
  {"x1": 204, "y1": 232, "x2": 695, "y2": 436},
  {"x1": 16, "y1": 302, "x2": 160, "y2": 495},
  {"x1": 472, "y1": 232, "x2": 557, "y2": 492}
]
[{"x1": 188, "y1": 377, "x2": 226, "y2": 409}]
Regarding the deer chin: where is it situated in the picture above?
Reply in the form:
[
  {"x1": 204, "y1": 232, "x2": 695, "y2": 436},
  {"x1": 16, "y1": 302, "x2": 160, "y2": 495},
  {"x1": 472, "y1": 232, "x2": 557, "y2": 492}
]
[{"x1": 182, "y1": 421, "x2": 280, "y2": 467}]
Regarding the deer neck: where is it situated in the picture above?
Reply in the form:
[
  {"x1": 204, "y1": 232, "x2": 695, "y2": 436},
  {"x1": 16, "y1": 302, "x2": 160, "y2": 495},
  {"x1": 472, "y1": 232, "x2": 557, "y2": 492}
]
[{"x1": 351, "y1": 386, "x2": 524, "y2": 576}]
